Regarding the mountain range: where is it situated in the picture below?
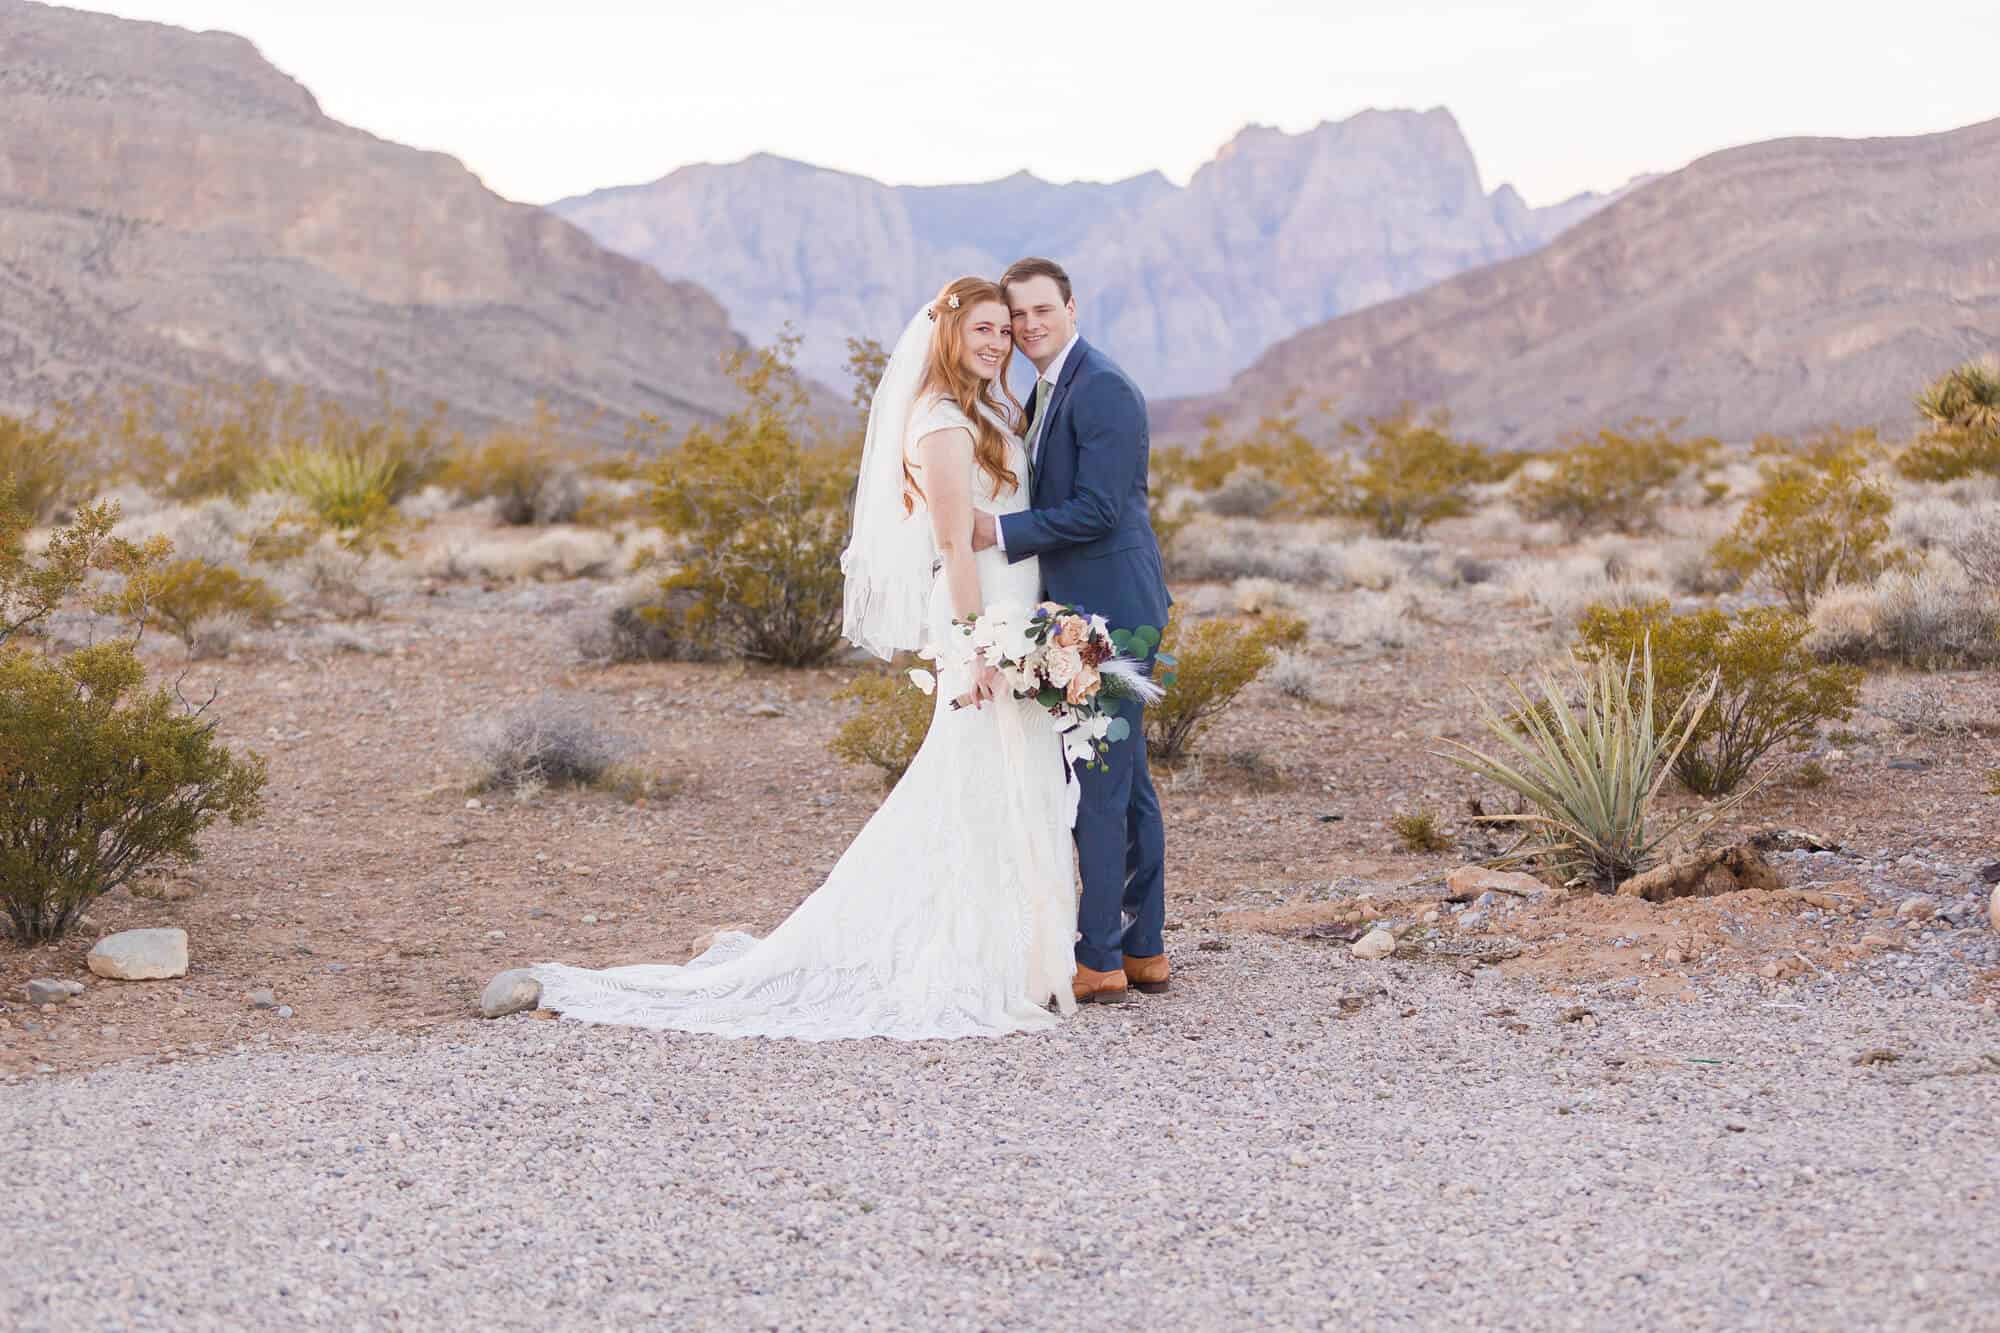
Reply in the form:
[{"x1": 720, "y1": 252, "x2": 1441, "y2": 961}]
[
  {"x1": 0, "y1": 0, "x2": 748, "y2": 432},
  {"x1": 1162, "y1": 117, "x2": 2000, "y2": 447},
  {"x1": 552, "y1": 111, "x2": 1632, "y2": 395}
]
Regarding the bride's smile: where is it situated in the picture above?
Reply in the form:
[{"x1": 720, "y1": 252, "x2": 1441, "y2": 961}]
[{"x1": 959, "y1": 304, "x2": 1013, "y2": 379}]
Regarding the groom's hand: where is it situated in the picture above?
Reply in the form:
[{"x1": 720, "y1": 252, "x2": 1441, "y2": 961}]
[{"x1": 970, "y1": 511, "x2": 997, "y2": 551}]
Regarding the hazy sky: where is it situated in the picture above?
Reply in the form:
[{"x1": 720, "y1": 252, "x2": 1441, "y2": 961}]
[{"x1": 88, "y1": 1, "x2": 2000, "y2": 206}]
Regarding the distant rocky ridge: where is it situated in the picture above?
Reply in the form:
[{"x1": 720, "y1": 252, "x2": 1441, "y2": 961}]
[
  {"x1": 0, "y1": 1, "x2": 748, "y2": 432},
  {"x1": 553, "y1": 110, "x2": 1631, "y2": 394},
  {"x1": 1161, "y1": 117, "x2": 2000, "y2": 447}
]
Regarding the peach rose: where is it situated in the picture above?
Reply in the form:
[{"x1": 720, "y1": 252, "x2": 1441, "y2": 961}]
[
  {"x1": 1066, "y1": 664, "x2": 1100, "y2": 705},
  {"x1": 1056, "y1": 617, "x2": 1088, "y2": 648}
]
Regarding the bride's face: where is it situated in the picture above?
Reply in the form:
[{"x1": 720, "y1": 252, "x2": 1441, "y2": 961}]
[{"x1": 957, "y1": 300, "x2": 1013, "y2": 381}]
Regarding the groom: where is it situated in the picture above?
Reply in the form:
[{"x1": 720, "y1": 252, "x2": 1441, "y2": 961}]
[{"x1": 971, "y1": 257, "x2": 1173, "y2": 1005}]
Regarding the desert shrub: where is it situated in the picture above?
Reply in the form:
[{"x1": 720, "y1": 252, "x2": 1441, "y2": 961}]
[
  {"x1": 1576, "y1": 600, "x2": 1862, "y2": 797},
  {"x1": 1145, "y1": 609, "x2": 1306, "y2": 765},
  {"x1": 107, "y1": 380, "x2": 452, "y2": 503},
  {"x1": 1324, "y1": 589, "x2": 1417, "y2": 650},
  {"x1": 467, "y1": 691, "x2": 633, "y2": 792},
  {"x1": 1154, "y1": 405, "x2": 1347, "y2": 517},
  {"x1": 1339, "y1": 408, "x2": 1508, "y2": 538},
  {"x1": 0, "y1": 413, "x2": 77, "y2": 522},
  {"x1": 0, "y1": 640, "x2": 266, "y2": 941},
  {"x1": 1204, "y1": 465, "x2": 1285, "y2": 518},
  {"x1": 1440, "y1": 646, "x2": 1720, "y2": 892},
  {"x1": 1169, "y1": 521, "x2": 1334, "y2": 584},
  {"x1": 273, "y1": 536, "x2": 394, "y2": 619},
  {"x1": 1330, "y1": 538, "x2": 1408, "y2": 591},
  {"x1": 1390, "y1": 809, "x2": 1452, "y2": 853},
  {"x1": 573, "y1": 584, "x2": 721, "y2": 664},
  {"x1": 3, "y1": 493, "x2": 168, "y2": 647},
  {"x1": 1710, "y1": 435, "x2": 1905, "y2": 612},
  {"x1": 1515, "y1": 422, "x2": 1717, "y2": 538},
  {"x1": 1264, "y1": 648, "x2": 1324, "y2": 703},
  {"x1": 1897, "y1": 359, "x2": 2000, "y2": 481},
  {"x1": 115, "y1": 558, "x2": 281, "y2": 652},
  {"x1": 1875, "y1": 679, "x2": 1970, "y2": 739},
  {"x1": 1939, "y1": 503, "x2": 2000, "y2": 589},
  {"x1": 1865, "y1": 558, "x2": 2000, "y2": 667},
  {"x1": 1231, "y1": 577, "x2": 1297, "y2": 615},
  {"x1": 444, "y1": 408, "x2": 589, "y2": 526},
  {"x1": 1985, "y1": 768, "x2": 2000, "y2": 797},
  {"x1": 647, "y1": 337, "x2": 853, "y2": 666},
  {"x1": 829, "y1": 671, "x2": 935, "y2": 785}
]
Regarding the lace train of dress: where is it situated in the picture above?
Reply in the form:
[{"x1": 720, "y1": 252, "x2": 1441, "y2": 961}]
[{"x1": 532, "y1": 399, "x2": 1078, "y2": 1040}]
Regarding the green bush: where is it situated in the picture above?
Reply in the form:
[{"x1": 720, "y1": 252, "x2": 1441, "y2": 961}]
[
  {"x1": 1338, "y1": 408, "x2": 1510, "y2": 538},
  {"x1": 1516, "y1": 422, "x2": 1716, "y2": 537},
  {"x1": 1390, "y1": 809, "x2": 1453, "y2": 853},
  {"x1": 260, "y1": 444, "x2": 403, "y2": 535},
  {"x1": 3, "y1": 493, "x2": 167, "y2": 647},
  {"x1": 1898, "y1": 360, "x2": 2000, "y2": 481},
  {"x1": 1576, "y1": 600, "x2": 1862, "y2": 797},
  {"x1": 106, "y1": 380, "x2": 452, "y2": 503},
  {"x1": 828, "y1": 671, "x2": 935, "y2": 785},
  {"x1": 647, "y1": 336, "x2": 855, "y2": 666},
  {"x1": 0, "y1": 413, "x2": 76, "y2": 522},
  {"x1": 116, "y1": 558, "x2": 283, "y2": 652},
  {"x1": 1711, "y1": 433, "x2": 1905, "y2": 612},
  {"x1": 1152, "y1": 403, "x2": 1347, "y2": 517},
  {"x1": 1144, "y1": 609, "x2": 1306, "y2": 765},
  {"x1": 444, "y1": 405, "x2": 589, "y2": 526},
  {"x1": 1440, "y1": 645, "x2": 1719, "y2": 892},
  {"x1": 0, "y1": 640, "x2": 267, "y2": 941}
]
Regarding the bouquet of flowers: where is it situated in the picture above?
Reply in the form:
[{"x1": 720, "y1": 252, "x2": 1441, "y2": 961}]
[{"x1": 909, "y1": 602, "x2": 1175, "y2": 770}]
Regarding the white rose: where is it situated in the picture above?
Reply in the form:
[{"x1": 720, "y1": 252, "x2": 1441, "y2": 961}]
[
  {"x1": 1044, "y1": 645, "x2": 1083, "y2": 687},
  {"x1": 907, "y1": 667, "x2": 936, "y2": 695}
]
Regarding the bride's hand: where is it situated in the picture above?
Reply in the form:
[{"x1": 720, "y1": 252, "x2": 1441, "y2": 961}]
[{"x1": 959, "y1": 661, "x2": 1002, "y2": 710}]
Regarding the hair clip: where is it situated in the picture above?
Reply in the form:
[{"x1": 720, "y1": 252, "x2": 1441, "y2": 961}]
[
  {"x1": 925, "y1": 306, "x2": 937, "y2": 322},
  {"x1": 948, "y1": 294, "x2": 960, "y2": 309}
]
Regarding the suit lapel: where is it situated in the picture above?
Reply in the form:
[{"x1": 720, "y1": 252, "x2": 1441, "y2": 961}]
[{"x1": 1032, "y1": 338, "x2": 1090, "y2": 504}]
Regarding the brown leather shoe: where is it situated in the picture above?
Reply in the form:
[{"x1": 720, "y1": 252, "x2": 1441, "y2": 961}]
[
  {"x1": 1072, "y1": 965, "x2": 1130, "y2": 1004},
  {"x1": 1123, "y1": 953, "x2": 1171, "y2": 994}
]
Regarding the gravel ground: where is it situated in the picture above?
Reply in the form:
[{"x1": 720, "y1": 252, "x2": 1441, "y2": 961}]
[{"x1": 6, "y1": 933, "x2": 1996, "y2": 1331}]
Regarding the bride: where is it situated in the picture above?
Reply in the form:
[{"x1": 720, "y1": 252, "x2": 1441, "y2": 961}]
[{"x1": 530, "y1": 277, "x2": 1080, "y2": 1039}]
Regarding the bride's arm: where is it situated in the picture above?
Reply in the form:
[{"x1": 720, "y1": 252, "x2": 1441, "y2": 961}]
[{"x1": 917, "y1": 427, "x2": 1000, "y2": 706}]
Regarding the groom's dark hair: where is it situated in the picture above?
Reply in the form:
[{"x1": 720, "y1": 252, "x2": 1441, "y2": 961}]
[{"x1": 1001, "y1": 256, "x2": 1072, "y2": 304}]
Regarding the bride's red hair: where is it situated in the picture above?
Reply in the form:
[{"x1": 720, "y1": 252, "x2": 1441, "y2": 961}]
[{"x1": 905, "y1": 276, "x2": 1022, "y2": 512}]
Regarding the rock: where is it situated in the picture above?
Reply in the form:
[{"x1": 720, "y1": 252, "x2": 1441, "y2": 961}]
[
  {"x1": 275, "y1": 1006, "x2": 294, "y2": 1019},
  {"x1": 1458, "y1": 911, "x2": 1489, "y2": 931},
  {"x1": 1419, "y1": 908, "x2": 1440, "y2": 924},
  {"x1": 86, "y1": 928, "x2": 189, "y2": 980},
  {"x1": 1749, "y1": 828, "x2": 1840, "y2": 854},
  {"x1": 1991, "y1": 884, "x2": 2000, "y2": 933},
  {"x1": 580, "y1": 914, "x2": 598, "y2": 925},
  {"x1": 1350, "y1": 928, "x2": 1396, "y2": 960},
  {"x1": 1978, "y1": 862, "x2": 2000, "y2": 886},
  {"x1": 1894, "y1": 895, "x2": 1938, "y2": 921},
  {"x1": 1558, "y1": 1006, "x2": 1593, "y2": 1023},
  {"x1": 1616, "y1": 844, "x2": 1782, "y2": 902},
  {"x1": 1859, "y1": 933, "x2": 1902, "y2": 951},
  {"x1": 244, "y1": 989, "x2": 278, "y2": 1010},
  {"x1": 479, "y1": 969, "x2": 543, "y2": 1018},
  {"x1": 1445, "y1": 866, "x2": 1551, "y2": 901},
  {"x1": 24, "y1": 979, "x2": 81, "y2": 1006},
  {"x1": 1474, "y1": 891, "x2": 1498, "y2": 909},
  {"x1": 747, "y1": 702, "x2": 786, "y2": 718}
]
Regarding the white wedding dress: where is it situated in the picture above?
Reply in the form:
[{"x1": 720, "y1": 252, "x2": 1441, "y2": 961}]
[{"x1": 531, "y1": 396, "x2": 1080, "y2": 1040}]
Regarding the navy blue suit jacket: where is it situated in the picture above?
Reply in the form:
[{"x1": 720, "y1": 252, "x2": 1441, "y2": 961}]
[{"x1": 998, "y1": 338, "x2": 1171, "y2": 637}]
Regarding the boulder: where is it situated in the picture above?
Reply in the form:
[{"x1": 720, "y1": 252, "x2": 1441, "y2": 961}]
[
  {"x1": 86, "y1": 928, "x2": 189, "y2": 980},
  {"x1": 1616, "y1": 845, "x2": 1782, "y2": 903},
  {"x1": 480, "y1": 969, "x2": 543, "y2": 1019},
  {"x1": 1350, "y1": 928, "x2": 1396, "y2": 961},
  {"x1": 1894, "y1": 895, "x2": 1938, "y2": 921}
]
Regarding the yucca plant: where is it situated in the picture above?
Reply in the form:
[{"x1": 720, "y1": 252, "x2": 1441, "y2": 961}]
[
  {"x1": 1438, "y1": 643, "x2": 1722, "y2": 892},
  {"x1": 260, "y1": 445, "x2": 400, "y2": 532},
  {"x1": 1916, "y1": 358, "x2": 2000, "y2": 434}
]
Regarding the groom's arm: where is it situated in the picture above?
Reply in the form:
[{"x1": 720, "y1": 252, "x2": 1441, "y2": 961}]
[{"x1": 995, "y1": 374, "x2": 1144, "y2": 563}]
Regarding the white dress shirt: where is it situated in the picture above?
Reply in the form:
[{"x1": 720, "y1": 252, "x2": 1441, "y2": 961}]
[{"x1": 995, "y1": 332, "x2": 1079, "y2": 555}]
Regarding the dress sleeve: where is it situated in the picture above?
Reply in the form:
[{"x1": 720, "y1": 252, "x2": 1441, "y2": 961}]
[{"x1": 909, "y1": 395, "x2": 973, "y2": 446}]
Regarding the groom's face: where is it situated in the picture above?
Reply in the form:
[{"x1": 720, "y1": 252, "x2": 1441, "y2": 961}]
[{"x1": 1006, "y1": 276, "x2": 1076, "y2": 373}]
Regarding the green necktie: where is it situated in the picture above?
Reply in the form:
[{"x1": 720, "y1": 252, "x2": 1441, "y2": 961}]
[{"x1": 1026, "y1": 378, "x2": 1052, "y2": 488}]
